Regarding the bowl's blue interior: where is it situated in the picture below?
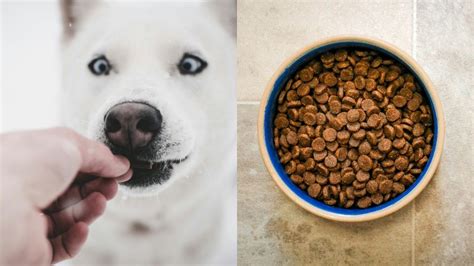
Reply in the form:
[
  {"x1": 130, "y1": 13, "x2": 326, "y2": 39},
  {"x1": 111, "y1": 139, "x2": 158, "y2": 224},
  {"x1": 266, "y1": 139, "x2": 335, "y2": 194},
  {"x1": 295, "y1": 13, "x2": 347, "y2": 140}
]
[{"x1": 264, "y1": 42, "x2": 438, "y2": 215}]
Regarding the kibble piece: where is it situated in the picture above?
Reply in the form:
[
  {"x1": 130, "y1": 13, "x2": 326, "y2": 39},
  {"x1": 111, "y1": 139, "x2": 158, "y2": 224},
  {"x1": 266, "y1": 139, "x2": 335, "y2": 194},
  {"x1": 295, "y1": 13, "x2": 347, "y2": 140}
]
[
  {"x1": 303, "y1": 112, "x2": 317, "y2": 126},
  {"x1": 357, "y1": 197, "x2": 372, "y2": 208},
  {"x1": 361, "y1": 99, "x2": 375, "y2": 111},
  {"x1": 323, "y1": 72, "x2": 338, "y2": 87},
  {"x1": 378, "y1": 138, "x2": 392, "y2": 153},
  {"x1": 392, "y1": 95, "x2": 407, "y2": 107},
  {"x1": 290, "y1": 174, "x2": 304, "y2": 184},
  {"x1": 324, "y1": 154, "x2": 338, "y2": 168},
  {"x1": 367, "y1": 114, "x2": 381, "y2": 128},
  {"x1": 274, "y1": 116, "x2": 289, "y2": 129},
  {"x1": 308, "y1": 183, "x2": 322, "y2": 198},
  {"x1": 354, "y1": 76, "x2": 366, "y2": 89},
  {"x1": 313, "y1": 150, "x2": 327, "y2": 161},
  {"x1": 356, "y1": 170, "x2": 370, "y2": 182},
  {"x1": 371, "y1": 193, "x2": 384, "y2": 205},
  {"x1": 358, "y1": 141, "x2": 372, "y2": 155},
  {"x1": 379, "y1": 180, "x2": 393, "y2": 194},
  {"x1": 286, "y1": 131, "x2": 298, "y2": 145},
  {"x1": 366, "y1": 180, "x2": 378, "y2": 194},
  {"x1": 329, "y1": 171, "x2": 341, "y2": 185},
  {"x1": 299, "y1": 68, "x2": 314, "y2": 82},
  {"x1": 386, "y1": 108, "x2": 401, "y2": 122},
  {"x1": 297, "y1": 84, "x2": 310, "y2": 96},
  {"x1": 413, "y1": 123, "x2": 425, "y2": 137},
  {"x1": 347, "y1": 109, "x2": 360, "y2": 122},
  {"x1": 407, "y1": 98, "x2": 421, "y2": 111},
  {"x1": 303, "y1": 172, "x2": 316, "y2": 185},
  {"x1": 393, "y1": 182, "x2": 405, "y2": 194},
  {"x1": 335, "y1": 49, "x2": 348, "y2": 62},
  {"x1": 358, "y1": 155, "x2": 373, "y2": 171},
  {"x1": 312, "y1": 137, "x2": 326, "y2": 152},
  {"x1": 322, "y1": 128, "x2": 337, "y2": 142},
  {"x1": 394, "y1": 156, "x2": 409, "y2": 171}
]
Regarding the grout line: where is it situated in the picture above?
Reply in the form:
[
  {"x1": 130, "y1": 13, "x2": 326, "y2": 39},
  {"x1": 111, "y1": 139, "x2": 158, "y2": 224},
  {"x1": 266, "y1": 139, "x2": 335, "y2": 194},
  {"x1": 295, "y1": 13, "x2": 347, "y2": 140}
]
[
  {"x1": 411, "y1": 1, "x2": 417, "y2": 265},
  {"x1": 237, "y1": 101, "x2": 260, "y2": 105}
]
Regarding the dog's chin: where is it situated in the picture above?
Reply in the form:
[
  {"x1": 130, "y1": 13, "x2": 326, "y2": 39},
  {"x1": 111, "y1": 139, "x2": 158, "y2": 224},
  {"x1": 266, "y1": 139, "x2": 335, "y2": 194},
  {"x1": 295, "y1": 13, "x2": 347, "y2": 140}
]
[{"x1": 122, "y1": 158, "x2": 187, "y2": 188}]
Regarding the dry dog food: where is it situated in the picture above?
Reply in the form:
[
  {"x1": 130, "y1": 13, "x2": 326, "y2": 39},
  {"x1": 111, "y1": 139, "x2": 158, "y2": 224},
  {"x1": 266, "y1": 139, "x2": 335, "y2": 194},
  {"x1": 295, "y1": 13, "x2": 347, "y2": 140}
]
[{"x1": 273, "y1": 48, "x2": 434, "y2": 209}]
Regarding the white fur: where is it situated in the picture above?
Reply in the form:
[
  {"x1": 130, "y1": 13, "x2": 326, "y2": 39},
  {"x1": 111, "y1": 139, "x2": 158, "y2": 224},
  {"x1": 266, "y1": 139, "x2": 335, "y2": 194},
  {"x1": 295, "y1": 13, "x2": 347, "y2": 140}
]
[{"x1": 60, "y1": 1, "x2": 236, "y2": 264}]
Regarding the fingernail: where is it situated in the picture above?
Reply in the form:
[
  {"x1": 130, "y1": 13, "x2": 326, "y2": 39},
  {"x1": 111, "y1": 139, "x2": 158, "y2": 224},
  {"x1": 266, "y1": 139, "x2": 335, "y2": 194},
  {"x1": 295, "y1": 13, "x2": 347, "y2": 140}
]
[{"x1": 116, "y1": 168, "x2": 133, "y2": 183}]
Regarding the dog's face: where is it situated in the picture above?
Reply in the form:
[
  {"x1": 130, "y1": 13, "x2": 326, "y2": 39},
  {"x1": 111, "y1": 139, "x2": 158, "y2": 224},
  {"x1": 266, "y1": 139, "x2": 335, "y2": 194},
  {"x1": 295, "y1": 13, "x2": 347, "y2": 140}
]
[{"x1": 60, "y1": 1, "x2": 235, "y2": 195}]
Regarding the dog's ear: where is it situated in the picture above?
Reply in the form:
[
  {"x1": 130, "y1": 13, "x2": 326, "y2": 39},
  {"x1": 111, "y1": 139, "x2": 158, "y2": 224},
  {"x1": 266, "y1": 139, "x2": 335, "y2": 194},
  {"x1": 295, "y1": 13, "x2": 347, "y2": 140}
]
[
  {"x1": 208, "y1": 0, "x2": 236, "y2": 39},
  {"x1": 60, "y1": 0, "x2": 101, "y2": 39}
]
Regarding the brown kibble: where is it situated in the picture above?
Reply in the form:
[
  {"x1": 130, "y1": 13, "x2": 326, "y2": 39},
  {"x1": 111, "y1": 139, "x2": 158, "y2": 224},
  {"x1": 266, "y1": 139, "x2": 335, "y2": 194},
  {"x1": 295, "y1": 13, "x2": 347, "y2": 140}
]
[
  {"x1": 322, "y1": 128, "x2": 337, "y2": 142},
  {"x1": 275, "y1": 116, "x2": 289, "y2": 129},
  {"x1": 291, "y1": 174, "x2": 304, "y2": 184},
  {"x1": 357, "y1": 155, "x2": 373, "y2": 171},
  {"x1": 357, "y1": 197, "x2": 372, "y2": 208},
  {"x1": 407, "y1": 98, "x2": 421, "y2": 111},
  {"x1": 303, "y1": 171, "x2": 316, "y2": 185},
  {"x1": 395, "y1": 156, "x2": 409, "y2": 171},
  {"x1": 379, "y1": 180, "x2": 393, "y2": 194},
  {"x1": 286, "y1": 131, "x2": 298, "y2": 145},
  {"x1": 323, "y1": 72, "x2": 338, "y2": 87},
  {"x1": 358, "y1": 141, "x2": 372, "y2": 155},
  {"x1": 335, "y1": 49, "x2": 348, "y2": 62},
  {"x1": 303, "y1": 112, "x2": 317, "y2": 126},
  {"x1": 413, "y1": 123, "x2": 425, "y2": 137},
  {"x1": 347, "y1": 109, "x2": 360, "y2": 122},
  {"x1": 340, "y1": 68, "x2": 354, "y2": 81},
  {"x1": 392, "y1": 95, "x2": 407, "y2": 107},
  {"x1": 361, "y1": 99, "x2": 375, "y2": 111},
  {"x1": 312, "y1": 137, "x2": 326, "y2": 152},
  {"x1": 324, "y1": 154, "x2": 338, "y2": 168},
  {"x1": 356, "y1": 170, "x2": 370, "y2": 182},
  {"x1": 299, "y1": 68, "x2": 314, "y2": 82},
  {"x1": 392, "y1": 182, "x2": 405, "y2": 194},
  {"x1": 371, "y1": 193, "x2": 384, "y2": 205},
  {"x1": 367, "y1": 114, "x2": 381, "y2": 128},
  {"x1": 307, "y1": 183, "x2": 322, "y2": 198},
  {"x1": 297, "y1": 84, "x2": 310, "y2": 96},
  {"x1": 366, "y1": 180, "x2": 378, "y2": 194},
  {"x1": 329, "y1": 171, "x2": 341, "y2": 185},
  {"x1": 313, "y1": 150, "x2": 327, "y2": 161},
  {"x1": 354, "y1": 76, "x2": 366, "y2": 89},
  {"x1": 378, "y1": 138, "x2": 392, "y2": 153},
  {"x1": 386, "y1": 108, "x2": 401, "y2": 122}
]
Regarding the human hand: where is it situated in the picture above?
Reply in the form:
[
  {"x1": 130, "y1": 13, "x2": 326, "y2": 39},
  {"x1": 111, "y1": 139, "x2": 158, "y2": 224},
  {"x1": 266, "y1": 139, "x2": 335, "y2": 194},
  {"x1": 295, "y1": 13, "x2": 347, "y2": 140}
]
[{"x1": 0, "y1": 128, "x2": 132, "y2": 265}]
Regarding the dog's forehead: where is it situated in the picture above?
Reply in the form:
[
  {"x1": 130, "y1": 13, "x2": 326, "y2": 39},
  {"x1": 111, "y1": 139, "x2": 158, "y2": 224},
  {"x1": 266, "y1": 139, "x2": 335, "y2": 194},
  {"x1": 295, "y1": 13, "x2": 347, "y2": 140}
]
[{"x1": 91, "y1": 3, "x2": 215, "y2": 33}]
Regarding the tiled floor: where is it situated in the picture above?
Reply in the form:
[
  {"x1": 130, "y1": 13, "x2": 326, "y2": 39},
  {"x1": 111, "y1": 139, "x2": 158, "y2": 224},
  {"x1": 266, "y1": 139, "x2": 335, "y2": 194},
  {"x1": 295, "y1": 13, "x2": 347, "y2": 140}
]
[{"x1": 237, "y1": 0, "x2": 473, "y2": 265}]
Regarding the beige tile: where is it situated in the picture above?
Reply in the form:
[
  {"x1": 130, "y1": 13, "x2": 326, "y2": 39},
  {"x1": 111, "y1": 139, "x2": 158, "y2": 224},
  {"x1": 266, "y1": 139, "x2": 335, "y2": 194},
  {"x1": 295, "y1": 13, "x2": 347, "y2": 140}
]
[
  {"x1": 238, "y1": 104, "x2": 413, "y2": 266},
  {"x1": 413, "y1": 0, "x2": 474, "y2": 264},
  {"x1": 237, "y1": 0, "x2": 414, "y2": 101}
]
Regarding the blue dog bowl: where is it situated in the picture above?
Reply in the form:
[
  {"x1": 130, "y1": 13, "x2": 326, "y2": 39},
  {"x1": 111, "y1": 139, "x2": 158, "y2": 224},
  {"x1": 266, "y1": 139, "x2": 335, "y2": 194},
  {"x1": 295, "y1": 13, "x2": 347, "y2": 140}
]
[{"x1": 258, "y1": 36, "x2": 445, "y2": 222}]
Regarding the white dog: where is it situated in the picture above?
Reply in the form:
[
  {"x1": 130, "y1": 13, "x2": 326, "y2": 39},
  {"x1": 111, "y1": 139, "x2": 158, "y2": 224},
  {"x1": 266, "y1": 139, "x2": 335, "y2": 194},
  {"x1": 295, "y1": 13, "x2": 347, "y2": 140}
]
[{"x1": 59, "y1": 0, "x2": 236, "y2": 264}]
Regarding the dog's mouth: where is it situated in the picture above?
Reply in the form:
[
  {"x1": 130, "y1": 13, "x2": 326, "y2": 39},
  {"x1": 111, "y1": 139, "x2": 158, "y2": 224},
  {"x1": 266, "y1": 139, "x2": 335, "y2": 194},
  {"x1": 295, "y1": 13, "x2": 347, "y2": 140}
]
[{"x1": 122, "y1": 157, "x2": 188, "y2": 187}]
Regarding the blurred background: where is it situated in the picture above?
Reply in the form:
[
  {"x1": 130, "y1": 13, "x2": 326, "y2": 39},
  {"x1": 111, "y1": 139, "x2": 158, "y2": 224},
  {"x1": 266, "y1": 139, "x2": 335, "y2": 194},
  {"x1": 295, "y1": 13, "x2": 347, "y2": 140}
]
[{"x1": 1, "y1": 0, "x2": 61, "y2": 132}]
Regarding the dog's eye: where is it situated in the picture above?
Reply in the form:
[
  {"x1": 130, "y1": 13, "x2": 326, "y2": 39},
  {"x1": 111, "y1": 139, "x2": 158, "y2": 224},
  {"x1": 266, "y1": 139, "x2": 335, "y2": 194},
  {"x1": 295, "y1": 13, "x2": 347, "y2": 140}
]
[
  {"x1": 178, "y1": 53, "x2": 207, "y2": 75},
  {"x1": 88, "y1": 56, "x2": 111, "y2": 76}
]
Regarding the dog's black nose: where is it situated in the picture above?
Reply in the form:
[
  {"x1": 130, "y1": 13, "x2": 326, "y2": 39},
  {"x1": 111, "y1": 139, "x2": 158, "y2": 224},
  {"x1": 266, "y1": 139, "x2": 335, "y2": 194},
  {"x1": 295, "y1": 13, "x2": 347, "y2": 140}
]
[{"x1": 104, "y1": 102, "x2": 162, "y2": 151}]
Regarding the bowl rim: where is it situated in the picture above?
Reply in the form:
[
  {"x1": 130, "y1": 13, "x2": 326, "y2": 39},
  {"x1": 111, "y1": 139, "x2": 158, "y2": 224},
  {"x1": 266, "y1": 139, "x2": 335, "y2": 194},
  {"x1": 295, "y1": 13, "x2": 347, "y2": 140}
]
[{"x1": 257, "y1": 35, "x2": 445, "y2": 222}]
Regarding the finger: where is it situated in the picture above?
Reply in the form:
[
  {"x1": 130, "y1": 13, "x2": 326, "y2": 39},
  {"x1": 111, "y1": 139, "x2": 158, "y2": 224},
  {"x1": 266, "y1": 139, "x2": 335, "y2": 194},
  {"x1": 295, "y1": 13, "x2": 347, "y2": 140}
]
[
  {"x1": 50, "y1": 222, "x2": 88, "y2": 264},
  {"x1": 47, "y1": 192, "x2": 107, "y2": 237},
  {"x1": 115, "y1": 168, "x2": 133, "y2": 183},
  {"x1": 70, "y1": 133, "x2": 130, "y2": 178},
  {"x1": 45, "y1": 178, "x2": 118, "y2": 213}
]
